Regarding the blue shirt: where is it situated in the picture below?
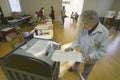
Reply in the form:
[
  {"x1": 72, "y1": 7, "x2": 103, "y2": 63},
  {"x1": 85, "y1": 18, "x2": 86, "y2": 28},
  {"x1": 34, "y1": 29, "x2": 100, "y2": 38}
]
[{"x1": 71, "y1": 22, "x2": 109, "y2": 63}]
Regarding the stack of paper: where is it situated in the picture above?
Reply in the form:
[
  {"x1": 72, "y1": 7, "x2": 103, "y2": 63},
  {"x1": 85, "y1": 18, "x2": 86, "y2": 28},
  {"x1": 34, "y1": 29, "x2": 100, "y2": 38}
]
[
  {"x1": 1, "y1": 27, "x2": 14, "y2": 31},
  {"x1": 34, "y1": 34, "x2": 53, "y2": 39},
  {"x1": 26, "y1": 40, "x2": 50, "y2": 56},
  {"x1": 51, "y1": 50, "x2": 84, "y2": 63},
  {"x1": 42, "y1": 30, "x2": 53, "y2": 34},
  {"x1": 35, "y1": 25, "x2": 49, "y2": 29}
]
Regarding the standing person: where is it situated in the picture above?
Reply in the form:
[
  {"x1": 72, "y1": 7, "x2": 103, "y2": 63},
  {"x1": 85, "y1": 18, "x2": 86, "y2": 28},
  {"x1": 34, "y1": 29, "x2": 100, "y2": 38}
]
[
  {"x1": 49, "y1": 6, "x2": 55, "y2": 23},
  {"x1": 61, "y1": 6, "x2": 66, "y2": 25},
  {"x1": 74, "y1": 12, "x2": 79, "y2": 23},
  {"x1": 0, "y1": 11, "x2": 3, "y2": 18},
  {"x1": 38, "y1": 7, "x2": 44, "y2": 21},
  {"x1": 34, "y1": 11, "x2": 39, "y2": 23},
  {"x1": 71, "y1": 12, "x2": 75, "y2": 23},
  {"x1": 64, "y1": 10, "x2": 109, "y2": 80}
]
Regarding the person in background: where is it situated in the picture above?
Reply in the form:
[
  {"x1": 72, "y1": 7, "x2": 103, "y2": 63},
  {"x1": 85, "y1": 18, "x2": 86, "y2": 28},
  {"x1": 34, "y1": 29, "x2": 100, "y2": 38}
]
[
  {"x1": 74, "y1": 12, "x2": 79, "y2": 23},
  {"x1": 0, "y1": 11, "x2": 2, "y2": 23},
  {"x1": 0, "y1": 11, "x2": 2, "y2": 18},
  {"x1": 49, "y1": 6, "x2": 55, "y2": 23},
  {"x1": 34, "y1": 11, "x2": 39, "y2": 23},
  {"x1": 61, "y1": 6, "x2": 66, "y2": 25},
  {"x1": 71, "y1": 12, "x2": 75, "y2": 23},
  {"x1": 38, "y1": 7, "x2": 44, "y2": 21},
  {"x1": 64, "y1": 10, "x2": 109, "y2": 80}
]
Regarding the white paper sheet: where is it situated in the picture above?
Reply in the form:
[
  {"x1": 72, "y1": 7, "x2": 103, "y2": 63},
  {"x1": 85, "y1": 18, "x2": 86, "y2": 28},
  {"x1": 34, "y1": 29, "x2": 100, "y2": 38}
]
[
  {"x1": 34, "y1": 34, "x2": 53, "y2": 39},
  {"x1": 51, "y1": 50, "x2": 84, "y2": 63},
  {"x1": 1, "y1": 27, "x2": 14, "y2": 31},
  {"x1": 20, "y1": 45, "x2": 28, "y2": 50},
  {"x1": 35, "y1": 25, "x2": 49, "y2": 29},
  {"x1": 42, "y1": 30, "x2": 53, "y2": 33},
  {"x1": 26, "y1": 40, "x2": 50, "y2": 55}
]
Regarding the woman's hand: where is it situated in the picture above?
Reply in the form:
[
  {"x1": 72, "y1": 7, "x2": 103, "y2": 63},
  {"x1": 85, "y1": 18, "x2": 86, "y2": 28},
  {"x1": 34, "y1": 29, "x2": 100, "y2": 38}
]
[
  {"x1": 64, "y1": 47, "x2": 73, "y2": 52},
  {"x1": 84, "y1": 55, "x2": 90, "y2": 63}
]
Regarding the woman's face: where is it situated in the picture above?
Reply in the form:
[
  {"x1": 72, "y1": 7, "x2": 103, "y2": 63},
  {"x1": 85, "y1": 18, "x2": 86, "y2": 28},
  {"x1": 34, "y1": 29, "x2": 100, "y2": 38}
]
[{"x1": 82, "y1": 21, "x2": 95, "y2": 30}]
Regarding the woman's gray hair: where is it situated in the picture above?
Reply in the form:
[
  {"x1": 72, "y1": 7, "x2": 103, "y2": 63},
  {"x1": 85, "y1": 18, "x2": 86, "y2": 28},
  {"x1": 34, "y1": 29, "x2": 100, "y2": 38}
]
[{"x1": 80, "y1": 10, "x2": 99, "y2": 23}]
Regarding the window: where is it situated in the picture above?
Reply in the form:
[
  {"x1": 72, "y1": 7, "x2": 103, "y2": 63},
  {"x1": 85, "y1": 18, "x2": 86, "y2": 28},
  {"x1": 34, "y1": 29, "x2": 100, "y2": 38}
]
[{"x1": 8, "y1": 0, "x2": 22, "y2": 12}]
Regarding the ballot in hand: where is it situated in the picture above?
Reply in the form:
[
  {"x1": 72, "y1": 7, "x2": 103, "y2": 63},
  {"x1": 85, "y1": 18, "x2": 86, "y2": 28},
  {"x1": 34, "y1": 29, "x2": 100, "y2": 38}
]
[
  {"x1": 64, "y1": 47, "x2": 73, "y2": 52},
  {"x1": 83, "y1": 55, "x2": 90, "y2": 63}
]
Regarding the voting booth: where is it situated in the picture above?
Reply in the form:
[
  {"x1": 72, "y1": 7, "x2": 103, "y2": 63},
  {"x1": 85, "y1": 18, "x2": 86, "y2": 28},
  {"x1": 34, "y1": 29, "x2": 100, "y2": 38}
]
[
  {"x1": 1, "y1": 39, "x2": 60, "y2": 80},
  {"x1": 116, "y1": 11, "x2": 120, "y2": 20},
  {"x1": 105, "y1": 11, "x2": 115, "y2": 18},
  {"x1": 114, "y1": 11, "x2": 120, "y2": 30},
  {"x1": 104, "y1": 11, "x2": 116, "y2": 27}
]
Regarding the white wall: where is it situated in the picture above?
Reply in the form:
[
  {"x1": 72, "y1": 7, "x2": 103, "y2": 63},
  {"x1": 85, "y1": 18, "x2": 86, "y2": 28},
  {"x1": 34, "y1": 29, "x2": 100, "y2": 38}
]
[
  {"x1": 63, "y1": 0, "x2": 84, "y2": 16},
  {"x1": 111, "y1": 0, "x2": 120, "y2": 13},
  {"x1": 0, "y1": 0, "x2": 11, "y2": 17},
  {"x1": 82, "y1": 0, "x2": 114, "y2": 17},
  {"x1": 1, "y1": 0, "x2": 119, "y2": 19},
  {"x1": 20, "y1": 0, "x2": 62, "y2": 21}
]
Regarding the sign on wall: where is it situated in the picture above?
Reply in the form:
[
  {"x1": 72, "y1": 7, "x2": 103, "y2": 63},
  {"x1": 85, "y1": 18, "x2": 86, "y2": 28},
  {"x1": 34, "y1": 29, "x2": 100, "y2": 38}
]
[
  {"x1": 116, "y1": 11, "x2": 120, "y2": 20},
  {"x1": 105, "y1": 11, "x2": 115, "y2": 18}
]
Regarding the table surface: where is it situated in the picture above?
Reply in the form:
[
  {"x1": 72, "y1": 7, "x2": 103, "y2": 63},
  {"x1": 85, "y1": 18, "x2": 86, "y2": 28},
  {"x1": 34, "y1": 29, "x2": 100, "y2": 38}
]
[{"x1": 31, "y1": 22, "x2": 53, "y2": 39}]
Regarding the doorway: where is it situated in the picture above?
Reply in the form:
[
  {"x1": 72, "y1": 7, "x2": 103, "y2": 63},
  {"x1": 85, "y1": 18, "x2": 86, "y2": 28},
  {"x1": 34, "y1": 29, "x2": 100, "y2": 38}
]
[{"x1": 62, "y1": 0, "x2": 84, "y2": 17}]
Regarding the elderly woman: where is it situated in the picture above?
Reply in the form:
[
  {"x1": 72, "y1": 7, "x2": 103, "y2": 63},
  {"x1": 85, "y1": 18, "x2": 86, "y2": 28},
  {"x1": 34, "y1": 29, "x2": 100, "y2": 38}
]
[{"x1": 65, "y1": 10, "x2": 109, "y2": 80}]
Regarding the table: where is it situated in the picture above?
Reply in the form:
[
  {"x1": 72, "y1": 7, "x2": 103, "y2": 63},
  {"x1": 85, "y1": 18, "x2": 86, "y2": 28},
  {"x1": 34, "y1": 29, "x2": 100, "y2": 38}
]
[
  {"x1": 8, "y1": 16, "x2": 31, "y2": 24},
  {"x1": 31, "y1": 21, "x2": 53, "y2": 40},
  {"x1": 1, "y1": 27, "x2": 17, "y2": 39}
]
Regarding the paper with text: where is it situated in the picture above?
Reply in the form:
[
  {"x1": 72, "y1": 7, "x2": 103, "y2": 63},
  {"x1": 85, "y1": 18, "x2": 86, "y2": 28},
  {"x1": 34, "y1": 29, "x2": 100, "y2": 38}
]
[
  {"x1": 35, "y1": 25, "x2": 49, "y2": 29},
  {"x1": 26, "y1": 40, "x2": 50, "y2": 55},
  {"x1": 51, "y1": 50, "x2": 84, "y2": 63}
]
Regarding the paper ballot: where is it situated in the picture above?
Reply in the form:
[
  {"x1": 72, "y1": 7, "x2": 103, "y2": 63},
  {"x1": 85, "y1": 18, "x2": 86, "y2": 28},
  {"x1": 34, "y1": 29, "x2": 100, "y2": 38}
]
[
  {"x1": 26, "y1": 40, "x2": 50, "y2": 54},
  {"x1": 51, "y1": 50, "x2": 84, "y2": 63}
]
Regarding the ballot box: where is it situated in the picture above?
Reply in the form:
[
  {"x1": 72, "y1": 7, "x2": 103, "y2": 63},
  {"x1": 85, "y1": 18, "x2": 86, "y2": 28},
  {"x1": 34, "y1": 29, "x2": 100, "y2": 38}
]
[{"x1": 1, "y1": 39, "x2": 60, "y2": 80}]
